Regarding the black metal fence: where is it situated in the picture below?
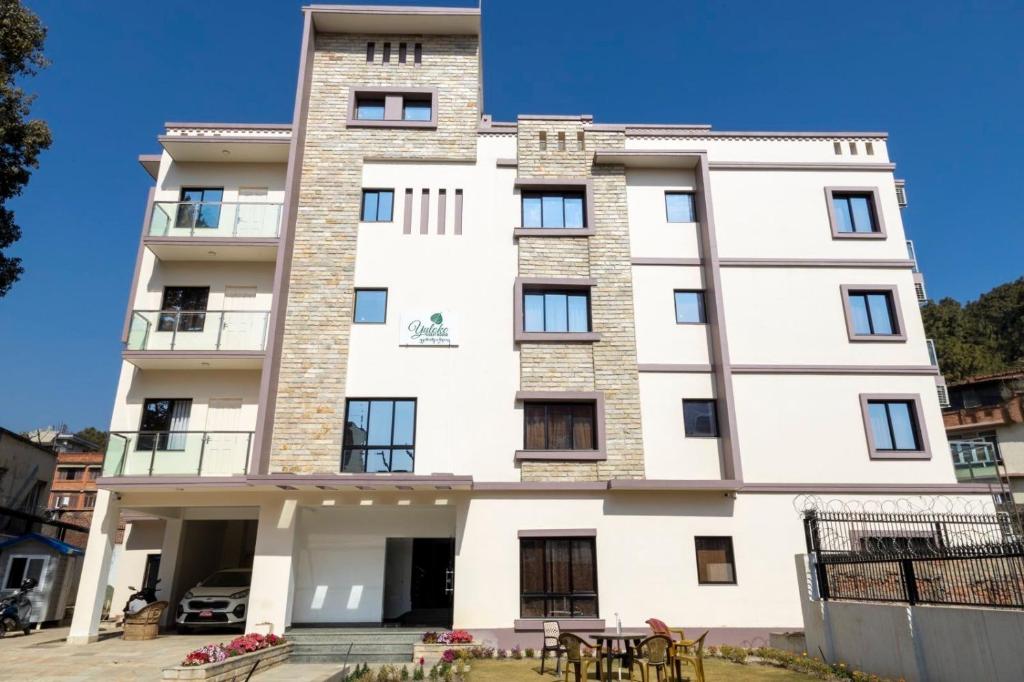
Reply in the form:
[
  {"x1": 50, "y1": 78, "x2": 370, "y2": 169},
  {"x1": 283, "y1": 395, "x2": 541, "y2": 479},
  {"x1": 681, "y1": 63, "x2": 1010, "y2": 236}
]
[{"x1": 803, "y1": 509, "x2": 1024, "y2": 608}]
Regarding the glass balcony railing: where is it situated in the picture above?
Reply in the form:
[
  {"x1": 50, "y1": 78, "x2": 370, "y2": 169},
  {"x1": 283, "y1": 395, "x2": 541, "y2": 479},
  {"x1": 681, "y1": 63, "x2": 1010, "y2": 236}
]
[
  {"x1": 906, "y1": 240, "x2": 920, "y2": 273},
  {"x1": 126, "y1": 310, "x2": 270, "y2": 352},
  {"x1": 927, "y1": 339, "x2": 938, "y2": 366},
  {"x1": 950, "y1": 440, "x2": 1000, "y2": 483},
  {"x1": 148, "y1": 201, "x2": 283, "y2": 238},
  {"x1": 102, "y1": 431, "x2": 253, "y2": 477}
]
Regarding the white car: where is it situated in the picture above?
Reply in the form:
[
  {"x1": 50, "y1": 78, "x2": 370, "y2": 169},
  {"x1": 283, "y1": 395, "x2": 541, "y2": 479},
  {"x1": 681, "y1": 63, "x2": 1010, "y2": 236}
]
[{"x1": 175, "y1": 568, "x2": 251, "y2": 632}]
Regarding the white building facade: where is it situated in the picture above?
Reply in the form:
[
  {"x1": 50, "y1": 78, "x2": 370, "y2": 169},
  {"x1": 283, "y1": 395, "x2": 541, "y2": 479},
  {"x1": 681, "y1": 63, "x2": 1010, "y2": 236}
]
[{"x1": 69, "y1": 4, "x2": 994, "y2": 646}]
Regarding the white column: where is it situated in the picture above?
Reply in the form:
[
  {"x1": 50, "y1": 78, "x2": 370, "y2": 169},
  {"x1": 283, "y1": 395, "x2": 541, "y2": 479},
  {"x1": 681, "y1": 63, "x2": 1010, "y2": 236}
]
[
  {"x1": 68, "y1": 490, "x2": 121, "y2": 644},
  {"x1": 246, "y1": 497, "x2": 297, "y2": 635},
  {"x1": 156, "y1": 517, "x2": 183, "y2": 626}
]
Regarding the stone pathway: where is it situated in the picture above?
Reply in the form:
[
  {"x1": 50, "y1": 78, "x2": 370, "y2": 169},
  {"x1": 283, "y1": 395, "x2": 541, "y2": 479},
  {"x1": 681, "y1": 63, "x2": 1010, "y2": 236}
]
[{"x1": 0, "y1": 625, "x2": 348, "y2": 681}]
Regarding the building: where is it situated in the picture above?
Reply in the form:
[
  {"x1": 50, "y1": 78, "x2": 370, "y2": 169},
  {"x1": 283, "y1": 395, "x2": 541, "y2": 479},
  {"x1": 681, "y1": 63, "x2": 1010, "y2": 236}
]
[
  {"x1": 68, "y1": 4, "x2": 994, "y2": 647},
  {"x1": 47, "y1": 451, "x2": 105, "y2": 548},
  {"x1": 0, "y1": 427, "x2": 57, "y2": 538},
  {"x1": 24, "y1": 428, "x2": 102, "y2": 454}
]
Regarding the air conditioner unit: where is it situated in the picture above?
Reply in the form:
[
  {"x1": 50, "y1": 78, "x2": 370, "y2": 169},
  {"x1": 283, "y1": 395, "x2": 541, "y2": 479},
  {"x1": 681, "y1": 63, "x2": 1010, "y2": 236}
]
[
  {"x1": 915, "y1": 281, "x2": 928, "y2": 304},
  {"x1": 936, "y1": 384, "x2": 951, "y2": 409},
  {"x1": 895, "y1": 180, "x2": 908, "y2": 208}
]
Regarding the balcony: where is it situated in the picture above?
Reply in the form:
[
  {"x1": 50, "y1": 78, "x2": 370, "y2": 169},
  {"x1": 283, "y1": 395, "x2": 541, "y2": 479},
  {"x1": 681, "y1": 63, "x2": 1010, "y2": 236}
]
[
  {"x1": 124, "y1": 310, "x2": 269, "y2": 369},
  {"x1": 144, "y1": 201, "x2": 282, "y2": 261},
  {"x1": 950, "y1": 440, "x2": 999, "y2": 483},
  {"x1": 102, "y1": 431, "x2": 253, "y2": 477}
]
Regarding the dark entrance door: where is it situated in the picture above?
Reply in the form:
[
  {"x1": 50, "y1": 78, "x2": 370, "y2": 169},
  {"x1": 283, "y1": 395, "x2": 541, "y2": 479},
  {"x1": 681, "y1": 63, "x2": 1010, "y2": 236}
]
[{"x1": 409, "y1": 538, "x2": 454, "y2": 627}]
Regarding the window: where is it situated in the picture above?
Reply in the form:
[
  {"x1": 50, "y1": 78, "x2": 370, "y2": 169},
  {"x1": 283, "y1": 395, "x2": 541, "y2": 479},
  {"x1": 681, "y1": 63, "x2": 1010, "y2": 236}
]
[
  {"x1": 826, "y1": 188, "x2": 885, "y2": 238},
  {"x1": 82, "y1": 492, "x2": 97, "y2": 509},
  {"x1": 361, "y1": 189, "x2": 394, "y2": 222},
  {"x1": 522, "y1": 192, "x2": 585, "y2": 228},
  {"x1": 4, "y1": 556, "x2": 45, "y2": 590},
  {"x1": 674, "y1": 291, "x2": 706, "y2": 324},
  {"x1": 342, "y1": 399, "x2": 416, "y2": 473},
  {"x1": 665, "y1": 192, "x2": 696, "y2": 223},
  {"x1": 866, "y1": 399, "x2": 923, "y2": 452},
  {"x1": 142, "y1": 554, "x2": 161, "y2": 591},
  {"x1": 137, "y1": 398, "x2": 192, "y2": 452},
  {"x1": 398, "y1": 42, "x2": 407, "y2": 63},
  {"x1": 414, "y1": 43, "x2": 422, "y2": 64},
  {"x1": 524, "y1": 402, "x2": 596, "y2": 451},
  {"x1": 382, "y1": 42, "x2": 391, "y2": 63},
  {"x1": 366, "y1": 42, "x2": 375, "y2": 62},
  {"x1": 51, "y1": 494, "x2": 74, "y2": 508},
  {"x1": 353, "y1": 289, "x2": 387, "y2": 324},
  {"x1": 520, "y1": 537, "x2": 598, "y2": 618},
  {"x1": 60, "y1": 468, "x2": 84, "y2": 481},
  {"x1": 695, "y1": 537, "x2": 736, "y2": 585},
  {"x1": 175, "y1": 187, "x2": 223, "y2": 229},
  {"x1": 847, "y1": 290, "x2": 897, "y2": 336},
  {"x1": 841, "y1": 285, "x2": 905, "y2": 341},
  {"x1": 523, "y1": 290, "x2": 590, "y2": 333},
  {"x1": 157, "y1": 286, "x2": 209, "y2": 333},
  {"x1": 355, "y1": 97, "x2": 386, "y2": 120},
  {"x1": 402, "y1": 99, "x2": 432, "y2": 121},
  {"x1": 683, "y1": 400, "x2": 718, "y2": 438}
]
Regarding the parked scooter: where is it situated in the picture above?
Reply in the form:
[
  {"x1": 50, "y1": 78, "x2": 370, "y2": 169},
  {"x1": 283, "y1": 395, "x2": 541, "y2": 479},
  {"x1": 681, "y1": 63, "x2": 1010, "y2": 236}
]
[
  {"x1": 123, "y1": 578, "x2": 161, "y2": 616},
  {"x1": 0, "y1": 577, "x2": 37, "y2": 637}
]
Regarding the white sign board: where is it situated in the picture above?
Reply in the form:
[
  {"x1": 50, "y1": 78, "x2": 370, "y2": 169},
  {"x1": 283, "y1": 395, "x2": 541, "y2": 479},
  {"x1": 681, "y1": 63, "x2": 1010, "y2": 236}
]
[{"x1": 399, "y1": 310, "x2": 457, "y2": 346}]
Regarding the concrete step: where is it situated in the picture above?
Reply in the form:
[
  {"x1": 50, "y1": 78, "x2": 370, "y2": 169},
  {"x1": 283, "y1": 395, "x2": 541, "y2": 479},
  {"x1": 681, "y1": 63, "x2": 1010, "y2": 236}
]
[
  {"x1": 290, "y1": 653, "x2": 413, "y2": 664},
  {"x1": 286, "y1": 627, "x2": 424, "y2": 664},
  {"x1": 288, "y1": 633, "x2": 424, "y2": 644},
  {"x1": 292, "y1": 643, "x2": 415, "y2": 654}
]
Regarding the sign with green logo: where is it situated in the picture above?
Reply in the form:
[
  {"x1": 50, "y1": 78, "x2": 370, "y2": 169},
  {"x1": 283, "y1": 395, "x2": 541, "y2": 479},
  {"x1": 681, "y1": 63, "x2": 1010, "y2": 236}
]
[{"x1": 399, "y1": 310, "x2": 457, "y2": 346}]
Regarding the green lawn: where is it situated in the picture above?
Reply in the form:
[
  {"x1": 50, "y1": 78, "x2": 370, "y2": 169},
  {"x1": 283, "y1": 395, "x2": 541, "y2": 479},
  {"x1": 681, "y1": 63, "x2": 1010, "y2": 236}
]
[{"x1": 468, "y1": 657, "x2": 817, "y2": 681}]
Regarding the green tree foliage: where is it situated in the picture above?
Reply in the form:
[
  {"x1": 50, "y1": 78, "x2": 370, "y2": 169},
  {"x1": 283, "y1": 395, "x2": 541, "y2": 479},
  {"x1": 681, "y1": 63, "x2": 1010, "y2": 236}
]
[
  {"x1": 75, "y1": 427, "x2": 109, "y2": 451},
  {"x1": 0, "y1": 0, "x2": 52, "y2": 297},
  {"x1": 922, "y1": 277, "x2": 1024, "y2": 382}
]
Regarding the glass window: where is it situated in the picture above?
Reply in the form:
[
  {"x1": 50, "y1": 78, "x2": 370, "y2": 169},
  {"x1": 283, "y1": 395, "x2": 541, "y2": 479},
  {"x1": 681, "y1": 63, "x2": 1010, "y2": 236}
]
[
  {"x1": 683, "y1": 400, "x2": 718, "y2": 437},
  {"x1": 521, "y1": 192, "x2": 586, "y2": 228},
  {"x1": 833, "y1": 193, "x2": 879, "y2": 233},
  {"x1": 354, "y1": 289, "x2": 387, "y2": 324},
  {"x1": 848, "y1": 291, "x2": 897, "y2": 336},
  {"x1": 523, "y1": 291, "x2": 590, "y2": 333},
  {"x1": 158, "y1": 286, "x2": 209, "y2": 333},
  {"x1": 674, "y1": 290, "x2": 706, "y2": 323},
  {"x1": 524, "y1": 402, "x2": 596, "y2": 450},
  {"x1": 695, "y1": 537, "x2": 736, "y2": 584},
  {"x1": 342, "y1": 399, "x2": 416, "y2": 473},
  {"x1": 361, "y1": 189, "x2": 394, "y2": 222},
  {"x1": 868, "y1": 400, "x2": 921, "y2": 451},
  {"x1": 4, "y1": 556, "x2": 45, "y2": 590},
  {"x1": 403, "y1": 99, "x2": 432, "y2": 121},
  {"x1": 82, "y1": 492, "x2": 97, "y2": 509},
  {"x1": 176, "y1": 187, "x2": 223, "y2": 229},
  {"x1": 137, "y1": 398, "x2": 192, "y2": 452},
  {"x1": 520, "y1": 537, "x2": 598, "y2": 618},
  {"x1": 355, "y1": 98, "x2": 385, "y2": 120},
  {"x1": 665, "y1": 192, "x2": 696, "y2": 222}
]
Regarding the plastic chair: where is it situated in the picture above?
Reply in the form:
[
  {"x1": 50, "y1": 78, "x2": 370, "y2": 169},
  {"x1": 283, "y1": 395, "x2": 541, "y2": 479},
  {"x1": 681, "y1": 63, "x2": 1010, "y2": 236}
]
[
  {"x1": 673, "y1": 630, "x2": 708, "y2": 682},
  {"x1": 541, "y1": 620, "x2": 565, "y2": 675},
  {"x1": 629, "y1": 634, "x2": 672, "y2": 682},
  {"x1": 559, "y1": 632, "x2": 596, "y2": 682}
]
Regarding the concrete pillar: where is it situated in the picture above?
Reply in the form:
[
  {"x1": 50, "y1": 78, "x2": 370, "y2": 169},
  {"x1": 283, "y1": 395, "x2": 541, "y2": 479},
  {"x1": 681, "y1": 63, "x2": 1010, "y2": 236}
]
[
  {"x1": 156, "y1": 517, "x2": 184, "y2": 626},
  {"x1": 246, "y1": 497, "x2": 297, "y2": 635},
  {"x1": 68, "y1": 490, "x2": 121, "y2": 644}
]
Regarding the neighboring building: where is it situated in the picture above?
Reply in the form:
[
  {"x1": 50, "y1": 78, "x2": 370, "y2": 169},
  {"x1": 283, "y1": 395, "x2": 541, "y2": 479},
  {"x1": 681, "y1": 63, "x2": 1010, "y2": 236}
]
[
  {"x1": 943, "y1": 369, "x2": 1024, "y2": 502},
  {"x1": 23, "y1": 428, "x2": 102, "y2": 455},
  {"x1": 47, "y1": 451, "x2": 105, "y2": 548},
  {"x1": 0, "y1": 427, "x2": 57, "y2": 537},
  {"x1": 69, "y1": 4, "x2": 993, "y2": 646},
  {"x1": 0, "y1": 533, "x2": 83, "y2": 626}
]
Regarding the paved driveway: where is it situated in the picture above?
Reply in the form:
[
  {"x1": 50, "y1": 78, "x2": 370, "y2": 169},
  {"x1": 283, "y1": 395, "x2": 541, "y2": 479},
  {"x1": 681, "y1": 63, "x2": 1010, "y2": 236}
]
[{"x1": 0, "y1": 626, "x2": 344, "y2": 681}]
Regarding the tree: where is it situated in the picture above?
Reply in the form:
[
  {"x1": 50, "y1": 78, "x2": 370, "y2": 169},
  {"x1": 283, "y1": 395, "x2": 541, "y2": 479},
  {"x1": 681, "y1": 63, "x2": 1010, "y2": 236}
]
[
  {"x1": 75, "y1": 427, "x2": 108, "y2": 451},
  {"x1": 0, "y1": 0, "x2": 52, "y2": 298}
]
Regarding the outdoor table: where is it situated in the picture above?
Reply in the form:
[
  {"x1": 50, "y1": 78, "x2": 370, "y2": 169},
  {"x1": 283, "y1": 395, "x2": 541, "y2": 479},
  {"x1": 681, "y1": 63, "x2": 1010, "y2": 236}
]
[{"x1": 590, "y1": 630, "x2": 646, "y2": 681}]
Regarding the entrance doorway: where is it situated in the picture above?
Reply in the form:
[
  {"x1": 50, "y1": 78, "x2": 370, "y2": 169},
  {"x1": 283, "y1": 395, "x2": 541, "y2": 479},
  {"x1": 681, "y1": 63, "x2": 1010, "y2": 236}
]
[{"x1": 383, "y1": 538, "x2": 453, "y2": 627}]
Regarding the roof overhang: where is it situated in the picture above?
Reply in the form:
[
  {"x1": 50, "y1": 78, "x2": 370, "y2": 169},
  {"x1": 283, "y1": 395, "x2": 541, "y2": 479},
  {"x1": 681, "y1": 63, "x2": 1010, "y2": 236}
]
[
  {"x1": 158, "y1": 136, "x2": 290, "y2": 164},
  {"x1": 593, "y1": 149, "x2": 704, "y2": 168},
  {"x1": 307, "y1": 4, "x2": 480, "y2": 35},
  {"x1": 138, "y1": 154, "x2": 161, "y2": 179}
]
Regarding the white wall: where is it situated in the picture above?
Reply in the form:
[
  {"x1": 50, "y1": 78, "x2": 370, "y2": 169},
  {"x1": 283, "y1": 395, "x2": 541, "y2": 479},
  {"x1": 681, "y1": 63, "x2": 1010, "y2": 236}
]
[
  {"x1": 109, "y1": 519, "x2": 164, "y2": 618},
  {"x1": 155, "y1": 161, "x2": 287, "y2": 203},
  {"x1": 626, "y1": 135, "x2": 891, "y2": 165},
  {"x1": 625, "y1": 168, "x2": 700, "y2": 260},
  {"x1": 638, "y1": 373, "x2": 722, "y2": 479},
  {"x1": 632, "y1": 265, "x2": 711, "y2": 366}
]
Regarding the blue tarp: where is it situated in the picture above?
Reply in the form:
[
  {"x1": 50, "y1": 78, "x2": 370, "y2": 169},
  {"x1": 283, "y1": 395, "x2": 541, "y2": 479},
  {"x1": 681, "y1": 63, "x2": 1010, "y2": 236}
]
[{"x1": 0, "y1": 532, "x2": 84, "y2": 556}]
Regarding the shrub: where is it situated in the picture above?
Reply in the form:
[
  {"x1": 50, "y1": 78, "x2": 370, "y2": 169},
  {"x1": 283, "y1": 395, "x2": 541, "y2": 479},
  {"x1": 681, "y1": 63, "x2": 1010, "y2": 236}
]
[
  {"x1": 436, "y1": 630, "x2": 474, "y2": 645},
  {"x1": 510, "y1": 645, "x2": 523, "y2": 660},
  {"x1": 412, "y1": 664, "x2": 425, "y2": 680},
  {"x1": 524, "y1": 647, "x2": 535, "y2": 658},
  {"x1": 495, "y1": 648, "x2": 508, "y2": 659},
  {"x1": 422, "y1": 632, "x2": 439, "y2": 644},
  {"x1": 718, "y1": 645, "x2": 748, "y2": 664},
  {"x1": 181, "y1": 632, "x2": 286, "y2": 666},
  {"x1": 441, "y1": 649, "x2": 456, "y2": 664}
]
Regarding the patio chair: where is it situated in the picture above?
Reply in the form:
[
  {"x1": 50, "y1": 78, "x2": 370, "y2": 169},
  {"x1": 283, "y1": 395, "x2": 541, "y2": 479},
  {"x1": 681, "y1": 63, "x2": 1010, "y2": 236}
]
[
  {"x1": 122, "y1": 601, "x2": 168, "y2": 641},
  {"x1": 672, "y1": 630, "x2": 708, "y2": 682},
  {"x1": 540, "y1": 620, "x2": 566, "y2": 675},
  {"x1": 558, "y1": 632, "x2": 596, "y2": 682},
  {"x1": 629, "y1": 634, "x2": 672, "y2": 682}
]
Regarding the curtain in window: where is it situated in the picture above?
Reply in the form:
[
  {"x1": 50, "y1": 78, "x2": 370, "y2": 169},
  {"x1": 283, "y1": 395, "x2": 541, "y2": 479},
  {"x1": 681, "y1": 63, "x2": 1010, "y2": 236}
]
[
  {"x1": 571, "y1": 405, "x2": 595, "y2": 449},
  {"x1": 167, "y1": 400, "x2": 191, "y2": 450}
]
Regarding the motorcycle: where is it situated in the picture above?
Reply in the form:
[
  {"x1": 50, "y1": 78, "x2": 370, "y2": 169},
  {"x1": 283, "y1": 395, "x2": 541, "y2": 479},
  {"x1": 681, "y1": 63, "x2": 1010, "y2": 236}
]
[
  {"x1": 0, "y1": 577, "x2": 37, "y2": 637},
  {"x1": 123, "y1": 578, "x2": 161, "y2": 616}
]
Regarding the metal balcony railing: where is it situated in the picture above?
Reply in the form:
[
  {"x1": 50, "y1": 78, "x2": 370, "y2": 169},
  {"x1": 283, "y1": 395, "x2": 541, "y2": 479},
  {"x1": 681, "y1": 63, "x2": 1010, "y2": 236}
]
[
  {"x1": 126, "y1": 310, "x2": 270, "y2": 352},
  {"x1": 102, "y1": 431, "x2": 254, "y2": 477},
  {"x1": 148, "y1": 201, "x2": 283, "y2": 238},
  {"x1": 950, "y1": 440, "x2": 1000, "y2": 483}
]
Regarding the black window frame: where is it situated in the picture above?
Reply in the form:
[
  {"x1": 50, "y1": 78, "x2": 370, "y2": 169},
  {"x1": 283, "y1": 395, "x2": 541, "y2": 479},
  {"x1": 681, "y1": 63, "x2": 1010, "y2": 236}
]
[
  {"x1": 868, "y1": 399, "x2": 923, "y2": 452},
  {"x1": 520, "y1": 191, "x2": 587, "y2": 229},
  {"x1": 361, "y1": 188, "x2": 395, "y2": 222},
  {"x1": 136, "y1": 398, "x2": 192, "y2": 452},
  {"x1": 401, "y1": 97, "x2": 433, "y2": 122},
  {"x1": 673, "y1": 290, "x2": 707, "y2": 324},
  {"x1": 523, "y1": 401, "x2": 598, "y2": 451},
  {"x1": 832, "y1": 192, "x2": 880, "y2": 234},
  {"x1": 354, "y1": 96, "x2": 387, "y2": 121},
  {"x1": 175, "y1": 187, "x2": 224, "y2": 229},
  {"x1": 522, "y1": 289, "x2": 592, "y2": 333},
  {"x1": 848, "y1": 290, "x2": 899, "y2": 336},
  {"x1": 519, "y1": 536, "x2": 599, "y2": 619},
  {"x1": 353, "y1": 288, "x2": 388, "y2": 324},
  {"x1": 158, "y1": 286, "x2": 210, "y2": 333},
  {"x1": 683, "y1": 399, "x2": 719, "y2": 438},
  {"x1": 341, "y1": 398, "x2": 417, "y2": 473},
  {"x1": 695, "y1": 536, "x2": 737, "y2": 585},
  {"x1": 664, "y1": 191, "x2": 696, "y2": 223}
]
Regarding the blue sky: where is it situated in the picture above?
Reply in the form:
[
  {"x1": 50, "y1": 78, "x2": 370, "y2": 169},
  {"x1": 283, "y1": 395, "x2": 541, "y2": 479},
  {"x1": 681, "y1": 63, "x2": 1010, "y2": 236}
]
[{"x1": 1, "y1": 0, "x2": 1021, "y2": 433}]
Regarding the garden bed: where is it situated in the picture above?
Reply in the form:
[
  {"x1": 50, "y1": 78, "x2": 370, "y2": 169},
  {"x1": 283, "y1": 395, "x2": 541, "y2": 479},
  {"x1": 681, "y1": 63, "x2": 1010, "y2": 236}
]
[{"x1": 162, "y1": 634, "x2": 291, "y2": 681}]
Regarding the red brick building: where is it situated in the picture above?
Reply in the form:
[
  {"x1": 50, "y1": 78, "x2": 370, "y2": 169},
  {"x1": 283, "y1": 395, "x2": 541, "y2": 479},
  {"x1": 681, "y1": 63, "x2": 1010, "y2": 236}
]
[{"x1": 47, "y1": 452, "x2": 105, "y2": 547}]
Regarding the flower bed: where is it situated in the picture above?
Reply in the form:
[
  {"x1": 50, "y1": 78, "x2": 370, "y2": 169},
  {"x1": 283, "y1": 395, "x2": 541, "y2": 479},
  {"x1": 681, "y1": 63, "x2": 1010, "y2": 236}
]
[
  {"x1": 162, "y1": 633, "x2": 291, "y2": 681},
  {"x1": 414, "y1": 630, "x2": 476, "y2": 665}
]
